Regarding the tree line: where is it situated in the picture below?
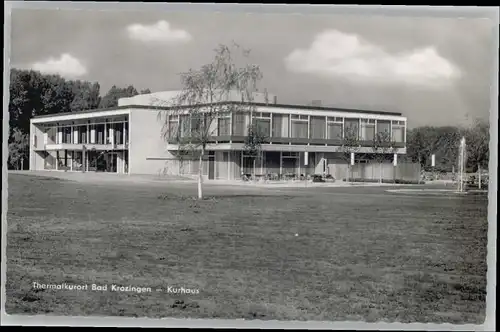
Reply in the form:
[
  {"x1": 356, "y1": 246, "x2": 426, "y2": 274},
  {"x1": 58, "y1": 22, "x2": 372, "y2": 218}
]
[
  {"x1": 7, "y1": 62, "x2": 490, "y2": 177},
  {"x1": 7, "y1": 68, "x2": 151, "y2": 169}
]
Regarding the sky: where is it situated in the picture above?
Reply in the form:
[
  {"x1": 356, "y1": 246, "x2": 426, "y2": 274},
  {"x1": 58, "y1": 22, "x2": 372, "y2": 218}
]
[{"x1": 8, "y1": 6, "x2": 497, "y2": 128}]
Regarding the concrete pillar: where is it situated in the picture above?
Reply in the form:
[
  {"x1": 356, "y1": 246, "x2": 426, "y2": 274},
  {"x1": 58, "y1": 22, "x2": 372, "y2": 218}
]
[
  {"x1": 57, "y1": 128, "x2": 63, "y2": 144},
  {"x1": 104, "y1": 122, "x2": 107, "y2": 144},
  {"x1": 73, "y1": 127, "x2": 79, "y2": 144},
  {"x1": 110, "y1": 127, "x2": 115, "y2": 145},
  {"x1": 122, "y1": 152, "x2": 125, "y2": 174},
  {"x1": 43, "y1": 132, "x2": 48, "y2": 145},
  {"x1": 90, "y1": 127, "x2": 96, "y2": 144}
]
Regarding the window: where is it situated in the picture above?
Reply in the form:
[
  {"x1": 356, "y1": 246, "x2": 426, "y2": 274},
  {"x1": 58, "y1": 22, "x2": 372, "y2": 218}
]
[
  {"x1": 190, "y1": 115, "x2": 203, "y2": 134},
  {"x1": 327, "y1": 117, "x2": 343, "y2": 139},
  {"x1": 344, "y1": 118, "x2": 359, "y2": 140},
  {"x1": 309, "y1": 116, "x2": 326, "y2": 139},
  {"x1": 217, "y1": 112, "x2": 231, "y2": 136},
  {"x1": 62, "y1": 126, "x2": 72, "y2": 144},
  {"x1": 291, "y1": 115, "x2": 308, "y2": 139},
  {"x1": 377, "y1": 120, "x2": 391, "y2": 135},
  {"x1": 179, "y1": 115, "x2": 191, "y2": 138},
  {"x1": 167, "y1": 115, "x2": 179, "y2": 139},
  {"x1": 392, "y1": 120, "x2": 405, "y2": 143},
  {"x1": 232, "y1": 111, "x2": 246, "y2": 136},
  {"x1": 361, "y1": 119, "x2": 376, "y2": 141},
  {"x1": 253, "y1": 112, "x2": 271, "y2": 137},
  {"x1": 272, "y1": 114, "x2": 289, "y2": 138},
  {"x1": 114, "y1": 123, "x2": 123, "y2": 145},
  {"x1": 78, "y1": 125, "x2": 87, "y2": 144},
  {"x1": 95, "y1": 124, "x2": 105, "y2": 144}
]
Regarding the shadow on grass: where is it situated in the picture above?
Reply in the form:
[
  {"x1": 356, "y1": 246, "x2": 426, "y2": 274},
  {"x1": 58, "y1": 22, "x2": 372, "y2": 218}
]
[
  {"x1": 8, "y1": 173, "x2": 71, "y2": 183},
  {"x1": 157, "y1": 194, "x2": 295, "y2": 201}
]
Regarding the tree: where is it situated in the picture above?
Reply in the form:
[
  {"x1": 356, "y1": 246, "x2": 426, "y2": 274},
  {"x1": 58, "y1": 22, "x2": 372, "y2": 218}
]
[
  {"x1": 338, "y1": 125, "x2": 361, "y2": 183},
  {"x1": 243, "y1": 123, "x2": 268, "y2": 181},
  {"x1": 8, "y1": 128, "x2": 29, "y2": 170},
  {"x1": 140, "y1": 88, "x2": 152, "y2": 94},
  {"x1": 370, "y1": 131, "x2": 396, "y2": 183},
  {"x1": 406, "y1": 126, "x2": 463, "y2": 172},
  {"x1": 158, "y1": 42, "x2": 263, "y2": 199},
  {"x1": 464, "y1": 119, "x2": 489, "y2": 188},
  {"x1": 70, "y1": 81, "x2": 101, "y2": 112},
  {"x1": 98, "y1": 85, "x2": 139, "y2": 108}
]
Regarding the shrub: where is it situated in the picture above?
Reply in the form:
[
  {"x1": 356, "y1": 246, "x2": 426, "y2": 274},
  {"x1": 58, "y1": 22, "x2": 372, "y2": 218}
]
[
  {"x1": 342, "y1": 178, "x2": 420, "y2": 185},
  {"x1": 312, "y1": 175, "x2": 325, "y2": 183}
]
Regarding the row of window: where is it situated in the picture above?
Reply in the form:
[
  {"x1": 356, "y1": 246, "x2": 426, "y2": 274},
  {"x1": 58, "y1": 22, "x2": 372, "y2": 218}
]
[
  {"x1": 45, "y1": 122, "x2": 129, "y2": 145},
  {"x1": 168, "y1": 113, "x2": 406, "y2": 142}
]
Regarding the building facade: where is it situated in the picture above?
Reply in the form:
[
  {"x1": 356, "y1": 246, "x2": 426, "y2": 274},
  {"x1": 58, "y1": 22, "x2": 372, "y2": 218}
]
[{"x1": 29, "y1": 91, "x2": 409, "y2": 181}]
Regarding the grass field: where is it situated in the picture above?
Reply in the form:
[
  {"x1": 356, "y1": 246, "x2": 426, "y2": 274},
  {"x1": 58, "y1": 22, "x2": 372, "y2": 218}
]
[{"x1": 5, "y1": 173, "x2": 488, "y2": 324}]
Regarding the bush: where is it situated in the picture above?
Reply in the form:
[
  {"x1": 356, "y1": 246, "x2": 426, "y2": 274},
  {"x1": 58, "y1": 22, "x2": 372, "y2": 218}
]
[
  {"x1": 342, "y1": 178, "x2": 420, "y2": 185},
  {"x1": 312, "y1": 175, "x2": 325, "y2": 183}
]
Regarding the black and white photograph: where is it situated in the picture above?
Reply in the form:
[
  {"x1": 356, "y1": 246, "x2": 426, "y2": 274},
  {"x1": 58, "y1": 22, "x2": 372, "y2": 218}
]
[{"x1": 2, "y1": 2, "x2": 498, "y2": 329}]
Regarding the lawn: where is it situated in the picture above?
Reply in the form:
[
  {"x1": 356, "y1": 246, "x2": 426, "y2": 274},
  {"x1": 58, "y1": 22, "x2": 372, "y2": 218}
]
[{"x1": 5, "y1": 173, "x2": 488, "y2": 324}]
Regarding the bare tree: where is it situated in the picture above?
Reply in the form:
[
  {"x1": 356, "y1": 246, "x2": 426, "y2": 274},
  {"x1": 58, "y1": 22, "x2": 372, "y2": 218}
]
[
  {"x1": 371, "y1": 131, "x2": 396, "y2": 183},
  {"x1": 157, "y1": 43, "x2": 263, "y2": 199},
  {"x1": 242, "y1": 123, "x2": 268, "y2": 181},
  {"x1": 338, "y1": 125, "x2": 361, "y2": 183}
]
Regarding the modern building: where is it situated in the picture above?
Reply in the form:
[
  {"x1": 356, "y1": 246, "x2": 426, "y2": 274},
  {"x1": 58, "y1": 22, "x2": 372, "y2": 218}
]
[{"x1": 29, "y1": 90, "x2": 409, "y2": 181}]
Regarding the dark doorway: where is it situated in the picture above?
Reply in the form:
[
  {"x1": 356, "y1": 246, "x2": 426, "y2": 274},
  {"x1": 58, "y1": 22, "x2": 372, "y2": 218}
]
[{"x1": 208, "y1": 156, "x2": 215, "y2": 180}]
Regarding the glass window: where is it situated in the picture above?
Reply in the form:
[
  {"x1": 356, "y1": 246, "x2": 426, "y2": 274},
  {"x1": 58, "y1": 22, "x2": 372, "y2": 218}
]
[
  {"x1": 309, "y1": 116, "x2": 326, "y2": 139},
  {"x1": 168, "y1": 115, "x2": 179, "y2": 139},
  {"x1": 179, "y1": 115, "x2": 190, "y2": 138},
  {"x1": 254, "y1": 118, "x2": 270, "y2": 137},
  {"x1": 392, "y1": 122, "x2": 405, "y2": 143},
  {"x1": 62, "y1": 126, "x2": 72, "y2": 144},
  {"x1": 232, "y1": 112, "x2": 246, "y2": 136},
  {"x1": 327, "y1": 122, "x2": 343, "y2": 139},
  {"x1": 291, "y1": 116, "x2": 308, "y2": 139},
  {"x1": 361, "y1": 119, "x2": 375, "y2": 141},
  {"x1": 217, "y1": 113, "x2": 230, "y2": 136},
  {"x1": 271, "y1": 114, "x2": 289, "y2": 138},
  {"x1": 377, "y1": 120, "x2": 391, "y2": 135},
  {"x1": 344, "y1": 118, "x2": 359, "y2": 140},
  {"x1": 95, "y1": 124, "x2": 105, "y2": 144},
  {"x1": 78, "y1": 125, "x2": 87, "y2": 144}
]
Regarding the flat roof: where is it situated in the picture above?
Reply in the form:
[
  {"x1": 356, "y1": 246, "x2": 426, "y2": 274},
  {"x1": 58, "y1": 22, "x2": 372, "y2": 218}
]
[{"x1": 32, "y1": 101, "x2": 403, "y2": 119}]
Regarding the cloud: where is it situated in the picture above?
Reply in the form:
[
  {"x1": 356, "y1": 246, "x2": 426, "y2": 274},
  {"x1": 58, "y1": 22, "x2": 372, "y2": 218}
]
[
  {"x1": 32, "y1": 53, "x2": 87, "y2": 78},
  {"x1": 284, "y1": 30, "x2": 461, "y2": 87},
  {"x1": 126, "y1": 20, "x2": 191, "y2": 43}
]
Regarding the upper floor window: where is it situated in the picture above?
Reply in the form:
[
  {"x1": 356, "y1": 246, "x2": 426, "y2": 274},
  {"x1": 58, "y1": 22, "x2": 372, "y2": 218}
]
[
  {"x1": 167, "y1": 115, "x2": 179, "y2": 139},
  {"x1": 343, "y1": 118, "x2": 360, "y2": 140},
  {"x1": 327, "y1": 116, "x2": 343, "y2": 123},
  {"x1": 217, "y1": 112, "x2": 231, "y2": 136},
  {"x1": 290, "y1": 114, "x2": 308, "y2": 138},
  {"x1": 310, "y1": 116, "x2": 326, "y2": 139},
  {"x1": 271, "y1": 113, "x2": 288, "y2": 138},
  {"x1": 360, "y1": 118, "x2": 376, "y2": 141},
  {"x1": 253, "y1": 112, "x2": 271, "y2": 137},
  {"x1": 392, "y1": 120, "x2": 405, "y2": 143}
]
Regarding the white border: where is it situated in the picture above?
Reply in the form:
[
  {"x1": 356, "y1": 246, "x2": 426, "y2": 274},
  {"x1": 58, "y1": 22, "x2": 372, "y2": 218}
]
[{"x1": 2, "y1": 2, "x2": 498, "y2": 330}]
